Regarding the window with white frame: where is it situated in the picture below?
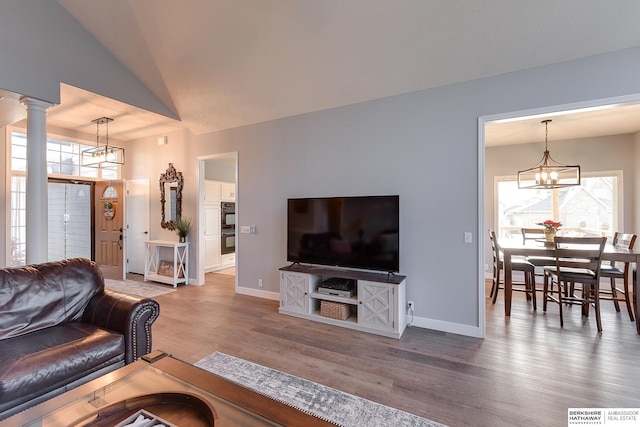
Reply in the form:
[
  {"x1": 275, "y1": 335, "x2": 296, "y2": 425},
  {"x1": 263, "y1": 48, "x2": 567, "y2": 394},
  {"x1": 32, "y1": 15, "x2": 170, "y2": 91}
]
[
  {"x1": 495, "y1": 172, "x2": 620, "y2": 243},
  {"x1": 11, "y1": 132, "x2": 118, "y2": 180},
  {"x1": 10, "y1": 175, "x2": 26, "y2": 266},
  {"x1": 8, "y1": 130, "x2": 119, "y2": 266}
]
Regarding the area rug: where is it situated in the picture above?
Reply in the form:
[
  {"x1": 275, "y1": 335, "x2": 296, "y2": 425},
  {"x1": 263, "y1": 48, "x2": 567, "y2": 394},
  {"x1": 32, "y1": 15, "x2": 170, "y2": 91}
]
[
  {"x1": 195, "y1": 352, "x2": 445, "y2": 427},
  {"x1": 104, "y1": 279, "x2": 177, "y2": 298}
]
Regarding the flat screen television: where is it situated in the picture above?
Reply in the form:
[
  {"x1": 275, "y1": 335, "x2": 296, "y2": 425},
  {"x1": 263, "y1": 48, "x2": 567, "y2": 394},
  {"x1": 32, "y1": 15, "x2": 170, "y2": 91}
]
[{"x1": 287, "y1": 195, "x2": 399, "y2": 272}]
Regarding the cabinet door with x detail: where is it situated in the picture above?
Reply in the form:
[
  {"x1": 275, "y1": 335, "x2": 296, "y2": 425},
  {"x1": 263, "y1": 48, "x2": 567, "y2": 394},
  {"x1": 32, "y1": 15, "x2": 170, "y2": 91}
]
[
  {"x1": 281, "y1": 272, "x2": 311, "y2": 314},
  {"x1": 358, "y1": 280, "x2": 395, "y2": 332}
]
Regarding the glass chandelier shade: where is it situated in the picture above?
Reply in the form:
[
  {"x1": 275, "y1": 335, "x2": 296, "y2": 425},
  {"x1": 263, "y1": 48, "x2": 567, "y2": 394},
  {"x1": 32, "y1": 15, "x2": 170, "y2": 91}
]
[
  {"x1": 80, "y1": 117, "x2": 125, "y2": 167},
  {"x1": 517, "y1": 120, "x2": 580, "y2": 189}
]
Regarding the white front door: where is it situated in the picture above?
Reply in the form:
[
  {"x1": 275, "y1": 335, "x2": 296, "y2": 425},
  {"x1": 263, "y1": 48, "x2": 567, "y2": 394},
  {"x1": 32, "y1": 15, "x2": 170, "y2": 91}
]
[{"x1": 125, "y1": 179, "x2": 150, "y2": 275}]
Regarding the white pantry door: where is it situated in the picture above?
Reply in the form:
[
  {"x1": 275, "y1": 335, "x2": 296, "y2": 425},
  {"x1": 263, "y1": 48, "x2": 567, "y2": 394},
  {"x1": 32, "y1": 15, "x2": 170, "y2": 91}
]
[{"x1": 125, "y1": 179, "x2": 150, "y2": 275}]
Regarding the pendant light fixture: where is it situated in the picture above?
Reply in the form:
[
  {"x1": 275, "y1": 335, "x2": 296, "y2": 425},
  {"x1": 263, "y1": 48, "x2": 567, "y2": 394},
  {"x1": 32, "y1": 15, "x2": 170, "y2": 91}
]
[
  {"x1": 517, "y1": 119, "x2": 580, "y2": 189},
  {"x1": 80, "y1": 117, "x2": 125, "y2": 167}
]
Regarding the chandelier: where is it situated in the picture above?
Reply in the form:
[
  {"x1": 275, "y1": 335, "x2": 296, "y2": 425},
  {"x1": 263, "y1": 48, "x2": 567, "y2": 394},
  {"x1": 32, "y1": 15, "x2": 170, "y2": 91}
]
[
  {"x1": 517, "y1": 119, "x2": 580, "y2": 189},
  {"x1": 80, "y1": 117, "x2": 125, "y2": 167}
]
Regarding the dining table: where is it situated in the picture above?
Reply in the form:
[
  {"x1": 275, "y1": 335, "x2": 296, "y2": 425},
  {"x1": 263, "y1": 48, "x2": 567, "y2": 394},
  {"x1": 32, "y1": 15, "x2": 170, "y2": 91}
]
[{"x1": 499, "y1": 239, "x2": 640, "y2": 334}]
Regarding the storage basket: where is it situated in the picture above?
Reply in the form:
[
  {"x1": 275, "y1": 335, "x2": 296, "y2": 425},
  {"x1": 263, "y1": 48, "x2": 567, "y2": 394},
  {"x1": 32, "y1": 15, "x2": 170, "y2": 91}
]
[
  {"x1": 320, "y1": 300, "x2": 350, "y2": 320},
  {"x1": 157, "y1": 260, "x2": 184, "y2": 278}
]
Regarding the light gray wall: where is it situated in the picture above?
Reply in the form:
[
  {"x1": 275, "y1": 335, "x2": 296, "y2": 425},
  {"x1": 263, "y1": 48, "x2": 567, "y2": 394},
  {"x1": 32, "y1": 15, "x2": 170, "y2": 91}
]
[
  {"x1": 485, "y1": 134, "x2": 638, "y2": 271},
  {"x1": 0, "y1": 2, "x2": 176, "y2": 118}
]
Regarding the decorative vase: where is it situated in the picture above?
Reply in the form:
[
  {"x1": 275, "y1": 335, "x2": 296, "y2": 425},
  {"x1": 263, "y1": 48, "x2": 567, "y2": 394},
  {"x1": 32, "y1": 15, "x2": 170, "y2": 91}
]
[
  {"x1": 544, "y1": 229, "x2": 556, "y2": 242},
  {"x1": 179, "y1": 236, "x2": 186, "y2": 243}
]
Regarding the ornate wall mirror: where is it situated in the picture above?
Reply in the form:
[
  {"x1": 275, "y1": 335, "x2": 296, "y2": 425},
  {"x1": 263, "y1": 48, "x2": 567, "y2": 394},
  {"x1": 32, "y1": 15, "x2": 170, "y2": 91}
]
[{"x1": 160, "y1": 163, "x2": 183, "y2": 230}]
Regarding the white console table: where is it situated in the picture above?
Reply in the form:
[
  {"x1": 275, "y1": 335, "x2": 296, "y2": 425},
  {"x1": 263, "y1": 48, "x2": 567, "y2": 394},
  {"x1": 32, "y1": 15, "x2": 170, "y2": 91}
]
[{"x1": 144, "y1": 240, "x2": 189, "y2": 287}]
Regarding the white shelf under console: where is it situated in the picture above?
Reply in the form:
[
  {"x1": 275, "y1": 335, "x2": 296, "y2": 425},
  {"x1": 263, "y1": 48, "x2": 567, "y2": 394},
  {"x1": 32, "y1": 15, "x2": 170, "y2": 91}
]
[
  {"x1": 279, "y1": 265, "x2": 407, "y2": 339},
  {"x1": 144, "y1": 240, "x2": 189, "y2": 287}
]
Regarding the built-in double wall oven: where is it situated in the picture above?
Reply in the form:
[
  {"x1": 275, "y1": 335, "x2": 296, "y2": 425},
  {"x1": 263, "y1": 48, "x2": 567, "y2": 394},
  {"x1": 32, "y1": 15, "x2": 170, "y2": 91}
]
[{"x1": 221, "y1": 202, "x2": 235, "y2": 255}]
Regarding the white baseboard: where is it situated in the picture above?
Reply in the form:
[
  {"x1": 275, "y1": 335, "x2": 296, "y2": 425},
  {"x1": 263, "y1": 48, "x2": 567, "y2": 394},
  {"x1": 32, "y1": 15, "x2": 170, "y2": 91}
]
[
  {"x1": 405, "y1": 314, "x2": 482, "y2": 338},
  {"x1": 236, "y1": 285, "x2": 280, "y2": 301}
]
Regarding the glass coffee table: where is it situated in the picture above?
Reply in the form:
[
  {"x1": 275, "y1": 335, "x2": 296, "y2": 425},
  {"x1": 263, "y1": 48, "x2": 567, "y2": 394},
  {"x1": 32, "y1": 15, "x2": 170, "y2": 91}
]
[{"x1": 1, "y1": 351, "x2": 334, "y2": 426}]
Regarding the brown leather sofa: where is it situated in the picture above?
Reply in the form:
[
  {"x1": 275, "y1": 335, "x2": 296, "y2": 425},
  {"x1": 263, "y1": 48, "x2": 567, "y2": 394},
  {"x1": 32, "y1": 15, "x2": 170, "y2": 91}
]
[{"x1": 0, "y1": 258, "x2": 160, "y2": 420}]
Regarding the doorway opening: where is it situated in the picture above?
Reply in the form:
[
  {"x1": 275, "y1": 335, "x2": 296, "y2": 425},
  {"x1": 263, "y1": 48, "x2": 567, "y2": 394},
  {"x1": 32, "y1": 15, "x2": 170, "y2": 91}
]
[
  {"x1": 198, "y1": 152, "x2": 238, "y2": 286},
  {"x1": 480, "y1": 93, "x2": 640, "y2": 337}
]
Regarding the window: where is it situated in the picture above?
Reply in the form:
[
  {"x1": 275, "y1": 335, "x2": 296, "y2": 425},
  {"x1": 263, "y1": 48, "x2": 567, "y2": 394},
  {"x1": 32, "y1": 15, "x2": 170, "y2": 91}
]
[
  {"x1": 496, "y1": 173, "x2": 620, "y2": 243},
  {"x1": 8, "y1": 130, "x2": 119, "y2": 266},
  {"x1": 9, "y1": 175, "x2": 26, "y2": 266},
  {"x1": 11, "y1": 131, "x2": 118, "y2": 179}
]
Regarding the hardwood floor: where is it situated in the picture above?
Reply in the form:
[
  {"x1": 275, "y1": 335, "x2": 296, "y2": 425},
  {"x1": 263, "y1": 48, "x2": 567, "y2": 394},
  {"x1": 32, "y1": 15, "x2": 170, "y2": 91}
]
[{"x1": 141, "y1": 273, "x2": 640, "y2": 426}]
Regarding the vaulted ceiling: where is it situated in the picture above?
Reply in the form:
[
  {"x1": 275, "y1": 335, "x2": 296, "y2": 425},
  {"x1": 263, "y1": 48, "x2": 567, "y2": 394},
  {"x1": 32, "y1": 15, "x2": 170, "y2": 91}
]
[{"x1": 4, "y1": 1, "x2": 640, "y2": 143}]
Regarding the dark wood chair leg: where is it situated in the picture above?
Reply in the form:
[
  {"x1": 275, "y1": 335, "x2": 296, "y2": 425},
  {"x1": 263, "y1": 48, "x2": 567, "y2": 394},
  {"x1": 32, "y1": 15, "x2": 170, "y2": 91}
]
[
  {"x1": 489, "y1": 274, "x2": 497, "y2": 298},
  {"x1": 581, "y1": 285, "x2": 590, "y2": 317},
  {"x1": 594, "y1": 285, "x2": 603, "y2": 333},
  {"x1": 543, "y1": 273, "x2": 549, "y2": 312},
  {"x1": 610, "y1": 278, "x2": 621, "y2": 312},
  {"x1": 623, "y1": 278, "x2": 635, "y2": 321},
  {"x1": 529, "y1": 271, "x2": 537, "y2": 311},
  {"x1": 558, "y1": 280, "x2": 564, "y2": 327}
]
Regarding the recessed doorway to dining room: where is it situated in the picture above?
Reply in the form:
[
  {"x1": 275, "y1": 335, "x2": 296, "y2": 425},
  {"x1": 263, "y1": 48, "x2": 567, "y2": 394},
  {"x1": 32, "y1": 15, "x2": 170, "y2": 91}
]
[{"x1": 481, "y1": 95, "x2": 640, "y2": 335}]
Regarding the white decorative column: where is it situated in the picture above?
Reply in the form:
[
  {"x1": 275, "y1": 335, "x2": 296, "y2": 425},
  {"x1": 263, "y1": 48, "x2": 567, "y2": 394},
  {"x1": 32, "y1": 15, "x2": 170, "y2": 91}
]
[{"x1": 20, "y1": 96, "x2": 53, "y2": 265}]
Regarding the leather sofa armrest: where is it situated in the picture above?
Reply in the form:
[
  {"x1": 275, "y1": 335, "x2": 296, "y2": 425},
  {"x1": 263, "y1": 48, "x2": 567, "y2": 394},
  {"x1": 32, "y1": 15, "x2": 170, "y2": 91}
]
[{"x1": 82, "y1": 290, "x2": 160, "y2": 364}]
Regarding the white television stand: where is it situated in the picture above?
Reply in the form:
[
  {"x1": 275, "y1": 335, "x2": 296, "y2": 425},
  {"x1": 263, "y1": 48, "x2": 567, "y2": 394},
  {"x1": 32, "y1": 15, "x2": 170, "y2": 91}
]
[{"x1": 279, "y1": 264, "x2": 406, "y2": 338}]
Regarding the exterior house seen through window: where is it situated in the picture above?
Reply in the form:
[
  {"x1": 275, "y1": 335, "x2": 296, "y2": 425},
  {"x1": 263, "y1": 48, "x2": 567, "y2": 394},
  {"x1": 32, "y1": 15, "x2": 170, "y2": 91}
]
[{"x1": 496, "y1": 174, "x2": 620, "y2": 243}]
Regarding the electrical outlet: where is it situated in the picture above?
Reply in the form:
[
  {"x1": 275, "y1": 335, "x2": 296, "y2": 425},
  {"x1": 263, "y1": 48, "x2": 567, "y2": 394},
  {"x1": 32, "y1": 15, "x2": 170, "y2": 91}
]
[
  {"x1": 407, "y1": 301, "x2": 414, "y2": 311},
  {"x1": 258, "y1": 279, "x2": 263, "y2": 288}
]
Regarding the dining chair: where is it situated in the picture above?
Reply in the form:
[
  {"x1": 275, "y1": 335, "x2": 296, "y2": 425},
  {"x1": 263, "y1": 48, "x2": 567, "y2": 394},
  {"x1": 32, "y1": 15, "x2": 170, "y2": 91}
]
[
  {"x1": 520, "y1": 227, "x2": 557, "y2": 299},
  {"x1": 521, "y1": 227, "x2": 546, "y2": 243},
  {"x1": 542, "y1": 236, "x2": 607, "y2": 332},
  {"x1": 599, "y1": 232, "x2": 637, "y2": 321},
  {"x1": 521, "y1": 228, "x2": 556, "y2": 266},
  {"x1": 489, "y1": 230, "x2": 537, "y2": 309}
]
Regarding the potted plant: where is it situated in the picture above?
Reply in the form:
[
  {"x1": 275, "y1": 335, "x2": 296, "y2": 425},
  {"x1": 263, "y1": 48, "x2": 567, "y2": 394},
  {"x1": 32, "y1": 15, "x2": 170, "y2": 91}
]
[{"x1": 175, "y1": 216, "x2": 192, "y2": 243}]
